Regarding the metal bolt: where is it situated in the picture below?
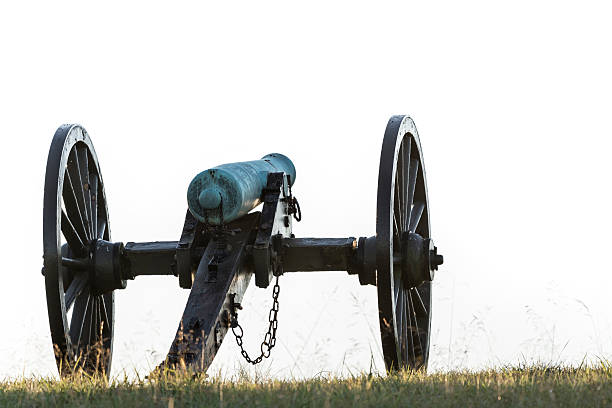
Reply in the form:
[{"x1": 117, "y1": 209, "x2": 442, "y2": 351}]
[{"x1": 430, "y1": 246, "x2": 444, "y2": 270}]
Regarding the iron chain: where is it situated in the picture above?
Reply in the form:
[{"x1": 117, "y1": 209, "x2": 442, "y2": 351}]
[{"x1": 231, "y1": 276, "x2": 281, "y2": 364}]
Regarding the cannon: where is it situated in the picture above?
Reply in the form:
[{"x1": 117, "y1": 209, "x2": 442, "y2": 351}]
[{"x1": 42, "y1": 115, "x2": 443, "y2": 378}]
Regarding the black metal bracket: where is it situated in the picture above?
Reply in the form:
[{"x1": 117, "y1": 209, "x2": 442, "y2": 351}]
[
  {"x1": 253, "y1": 172, "x2": 293, "y2": 288},
  {"x1": 177, "y1": 209, "x2": 208, "y2": 289},
  {"x1": 350, "y1": 236, "x2": 377, "y2": 286}
]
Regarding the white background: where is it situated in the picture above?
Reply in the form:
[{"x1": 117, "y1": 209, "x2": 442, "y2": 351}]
[{"x1": 1, "y1": 0, "x2": 611, "y2": 379}]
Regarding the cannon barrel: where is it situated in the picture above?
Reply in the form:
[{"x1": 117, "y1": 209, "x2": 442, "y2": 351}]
[{"x1": 187, "y1": 153, "x2": 296, "y2": 224}]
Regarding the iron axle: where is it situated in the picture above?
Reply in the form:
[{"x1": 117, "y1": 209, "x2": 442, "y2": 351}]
[{"x1": 62, "y1": 233, "x2": 443, "y2": 295}]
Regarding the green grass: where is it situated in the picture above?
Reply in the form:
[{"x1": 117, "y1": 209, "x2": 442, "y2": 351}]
[{"x1": 2, "y1": 365, "x2": 612, "y2": 407}]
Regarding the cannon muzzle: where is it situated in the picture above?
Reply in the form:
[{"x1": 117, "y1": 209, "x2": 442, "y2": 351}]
[{"x1": 187, "y1": 153, "x2": 296, "y2": 224}]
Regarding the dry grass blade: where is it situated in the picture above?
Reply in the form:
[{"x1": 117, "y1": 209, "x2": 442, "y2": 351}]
[{"x1": 3, "y1": 364, "x2": 612, "y2": 407}]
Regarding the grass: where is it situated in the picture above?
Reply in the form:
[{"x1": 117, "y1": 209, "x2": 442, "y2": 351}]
[{"x1": 2, "y1": 365, "x2": 612, "y2": 407}]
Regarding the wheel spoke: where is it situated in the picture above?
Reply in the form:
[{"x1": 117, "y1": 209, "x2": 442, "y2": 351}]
[
  {"x1": 98, "y1": 297, "x2": 105, "y2": 339},
  {"x1": 96, "y1": 178, "x2": 107, "y2": 239},
  {"x1": 76, "y1": 146, "x2": 93, "y2": 239},
  {"x1": 64, "y1": 273, "x2": 88, "y2": 311},
  {"x1": 69, "y1": 292, "x2": 90, "y2": 348},
  {"x1": 401, "y1": 139, "x2": 411, "y2": 232},
  {"x1": 63, "y1": 171, "x2": 89, "y2": 244},
  {"x1": 406, "y1": 158, "x2": 419, "y2": 231},
  {"x1": 395, "y1": 289, "x2": 402, "y2": 336},
  {"x1": 81, "y1": 295, "x2": 95, "y2": 349},
  {"x1": 403, "y1": 294, "x2": 411, "y2": 363},
  {"x1": 393, "y1": 212, "x2": 400, "y2": 236},
  {"x1": 409, "y1": 201, "x2": 425, "y2": 233},
  {"x1": 85, "y1": 296, "x2": 97, "y2": 349},
  {"x1": 100, "y1": 295, "x2": 110, "y2": 336},
  {"x1": 90, "y1": 297, "x2": 98, "y2": 347},
  {"x1": 393, "y1": 269, "x2": 402, "y2": 307},
  {"x1": 394, "y1": 174, "x2": 402, "y2": 236},
  {"x1": 408, "y1": 290, "x2": 425, "y2": 368},
  {"x1": 397, "y1": 289, "x2": 406, "y2": 362},
  {"x1": 92, "y1": 296, "x2": 100, "y2": 344},
  {"x1": 404, "y1": 289, "x2": 417, "y2": 366},
  {"x1": 397, "y1": 143, "x2": 405, "y2": 232},
  {"x1": 98, "y1": 297, "x2": 104, "y2": 340},
  {"x1": 97, "y1": 218, "x2": 107, "y2": 240},
  {"x1": 66, "y1": 148, "x2": 91, "y2": 241},
  {"x1": 89, "y1": 172, "x2": 99, "y2": 239},
  {"x1": 61, "y1": 210, "x2": 87, "y2": 257},
  {"x1": 411, "y1": 287, "x2": 428, "y2": 316}
]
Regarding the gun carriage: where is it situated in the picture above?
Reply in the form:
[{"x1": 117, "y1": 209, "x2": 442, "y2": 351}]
[{"x1": 42, "y1": 115, "x2": 443, "y2": 378}]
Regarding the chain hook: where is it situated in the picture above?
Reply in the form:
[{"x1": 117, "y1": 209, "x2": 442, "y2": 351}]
[{"x1": 285, "y1": 174, "x2": 301, "y2": 222}]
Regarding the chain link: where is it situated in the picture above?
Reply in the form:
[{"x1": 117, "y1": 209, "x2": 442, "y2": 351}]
[{"x1": 231, "y1": 276, "x2": 281, "y2": 364}]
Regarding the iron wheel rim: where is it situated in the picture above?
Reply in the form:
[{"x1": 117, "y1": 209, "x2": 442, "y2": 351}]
[
  {"x1": 376, "y1": 115, "x2": 432, "y2": 371},
  {"x1": 42, "y1": 124, "x2": 114, "y2": 377}
]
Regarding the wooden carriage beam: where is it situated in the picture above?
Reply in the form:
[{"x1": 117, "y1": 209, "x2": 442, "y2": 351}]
[
  {"x1": 120, "y1": 237, "x2": 369, "y2": 278},
  {"x1": 280, "y1": 237, "x2": 358, "y2": 272},
  {"x1": 123, "y1": 241, "x2": 178, "y2": 277},
  {"x1": 163, "y1": 213, "x2": 260, "y2": 373}
]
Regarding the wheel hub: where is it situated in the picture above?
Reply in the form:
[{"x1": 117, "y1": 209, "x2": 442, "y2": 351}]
[
  {"x1": 400, "y1": 232, "x2": 443, "y2": 288},
  {"x1": 63, "y1": 239, "x2": 127, "y2": 294},
  {"x1": 91, "y1": 239, "x2": 128, "y2": 293}
]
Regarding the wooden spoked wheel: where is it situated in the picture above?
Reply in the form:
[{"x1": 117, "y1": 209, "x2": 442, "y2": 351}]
[
  {"x1": 43, "y1": 124, "x2": 114, "y2": 377},
  {"x1": 377, "y1": 115, "x2": 432, "y2": 371}
]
